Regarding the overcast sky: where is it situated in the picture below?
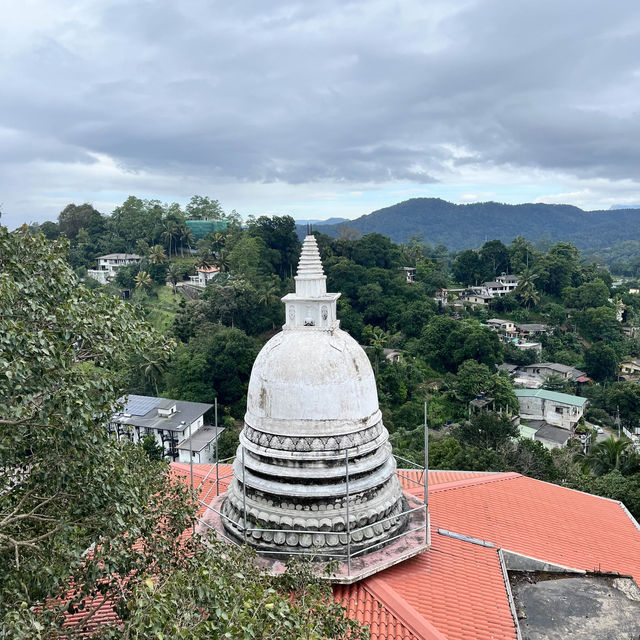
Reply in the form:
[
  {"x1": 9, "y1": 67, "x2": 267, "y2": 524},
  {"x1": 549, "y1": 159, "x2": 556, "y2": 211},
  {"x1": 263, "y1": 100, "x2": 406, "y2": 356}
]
[{"x1": 2, "y1": 0, "x2": 640, "y2": 228}]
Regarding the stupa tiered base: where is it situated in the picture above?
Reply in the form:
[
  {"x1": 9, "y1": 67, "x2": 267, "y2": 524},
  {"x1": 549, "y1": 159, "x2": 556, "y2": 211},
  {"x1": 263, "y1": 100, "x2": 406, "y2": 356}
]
[{"x1": 199, "y1": 491, "x2": 429, "y2": 584}]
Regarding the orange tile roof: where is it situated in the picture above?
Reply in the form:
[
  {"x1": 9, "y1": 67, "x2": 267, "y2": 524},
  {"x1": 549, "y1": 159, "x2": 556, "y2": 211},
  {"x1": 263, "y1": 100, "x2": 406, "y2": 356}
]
[{"x1": 170, "y1": 464, "x2": 640, "y2": 640}]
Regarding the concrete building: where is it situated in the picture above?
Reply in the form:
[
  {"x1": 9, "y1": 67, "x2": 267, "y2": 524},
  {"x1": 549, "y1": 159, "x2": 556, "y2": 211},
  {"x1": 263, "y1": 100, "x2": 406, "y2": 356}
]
[
  {"x1": 109, "y1": 395, "x2": 214, "y2": 462},
  {"x1": 519, "y1": 362, "x2": 587, "y2": 382},
  {"x1": 620, "y1": 358, "x2": 640, "y2": 380},
  {"x1": 514, "y1": 388, "x2": 587, "y2": 431},
  {"x1": 188, "y1": 265, "x2": 221, "y2": 288},
  {"x1": 220, "y1": 235, "x2": 420, "y2": 564},
  {"x1": 516, "y1": 322, "x2": 549, "y2": 337},
  {"x1": 87, "y1": 253, "x2": 141, "y2": 284},
  {"x1": 487, "y1": 318, "x2": 516, "y2": 332}
]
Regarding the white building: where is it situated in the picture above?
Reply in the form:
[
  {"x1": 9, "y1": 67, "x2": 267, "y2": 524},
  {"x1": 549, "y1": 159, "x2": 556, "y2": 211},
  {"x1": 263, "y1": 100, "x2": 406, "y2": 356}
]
[
  {"x1": 188, "y1": 266, "x2": 221, "y2": 288},
  {"x1": 109, "y1": 395, "x2": 219, "y2": 463},
  {"x1": 514, "y1": 388, "x2": 587, "y2": 431},
  {"x1": 87, "y1": 253, "x2": 141, "y2": 284}
]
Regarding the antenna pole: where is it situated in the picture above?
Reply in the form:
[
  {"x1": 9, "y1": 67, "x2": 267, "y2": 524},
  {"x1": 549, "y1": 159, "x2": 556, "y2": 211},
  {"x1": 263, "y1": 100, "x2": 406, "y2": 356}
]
[
  {"x1": 215, "y1": 398, "x2": 219, "y2": 496},
  {"x1": 424, "y1": 401, "x2": 429, "y2": 545}
]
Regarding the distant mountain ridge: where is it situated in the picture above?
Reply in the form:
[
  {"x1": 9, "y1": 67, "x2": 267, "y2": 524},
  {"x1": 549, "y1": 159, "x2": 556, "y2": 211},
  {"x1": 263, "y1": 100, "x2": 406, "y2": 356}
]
[{"x1": 297, "y1": 198, "x2": 640, "y2": 251}]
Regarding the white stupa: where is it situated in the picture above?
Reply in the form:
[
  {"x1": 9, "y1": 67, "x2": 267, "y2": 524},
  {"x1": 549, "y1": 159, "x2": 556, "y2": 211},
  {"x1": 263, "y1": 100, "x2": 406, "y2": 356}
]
[{"x1": 222, "y1": 235, "x2": 409, "y2": 555}]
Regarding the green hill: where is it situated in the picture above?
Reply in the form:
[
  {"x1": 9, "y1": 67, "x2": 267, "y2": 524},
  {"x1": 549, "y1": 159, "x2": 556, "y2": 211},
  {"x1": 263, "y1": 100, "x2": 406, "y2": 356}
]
[{"x1": 303, "y1": 198, "x2": 640, "y2": 250}]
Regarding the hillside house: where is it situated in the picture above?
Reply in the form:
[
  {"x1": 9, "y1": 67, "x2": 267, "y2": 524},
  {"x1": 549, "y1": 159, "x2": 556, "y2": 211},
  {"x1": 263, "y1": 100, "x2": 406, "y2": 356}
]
[
  {"x1": 496, "y1": 273, "x2": 519, "y2": 292},
  {"x1": 109, "y1": 395, "x2": 217, "y2": 463},
  {"x1": 519, "y1": 420, "x2": 572, "y2": 449},
  {"x1": 620, "y1": 358, "x2": 640, "y2": 380},
  {"x1": 188, "y1": 266, "x2": 221, "y2": 288},
  {"x1": 519, "y1": 362, "x2": 587, "y2": 382},
  {"x1": 460, "y1": 289, "x2": 493, "y2": 306},
  {"x1": 487, "y1": 318, "x2": 516, "y2": 332},
  {"x1": 402, "y1": 267, "x2": 416, "y2": 283},
  {"x1": 516, "y1": 322, "x2": 549, "y2": 337},
  {"x1": 514, "y1": 388, "x2": 587, "y2": 431},
  {"x1": 87, "y1": 253, "x2": 141, "y2": 284}
]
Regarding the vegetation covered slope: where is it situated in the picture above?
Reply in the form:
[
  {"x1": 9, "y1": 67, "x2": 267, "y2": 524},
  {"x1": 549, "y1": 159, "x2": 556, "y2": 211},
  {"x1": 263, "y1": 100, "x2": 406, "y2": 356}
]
[{"x1": 309, "y1": 198, "x2": 640, "y2": 250}]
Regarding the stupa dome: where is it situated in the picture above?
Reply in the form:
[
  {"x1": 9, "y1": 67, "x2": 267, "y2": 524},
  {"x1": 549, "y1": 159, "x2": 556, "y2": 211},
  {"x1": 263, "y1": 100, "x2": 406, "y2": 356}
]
[
  {"x1": 222, "y1": 235, "x2": 408, "y2": 556},
  {"x1": 245, "y1": 327, "x2": 379, "y2": 434}
]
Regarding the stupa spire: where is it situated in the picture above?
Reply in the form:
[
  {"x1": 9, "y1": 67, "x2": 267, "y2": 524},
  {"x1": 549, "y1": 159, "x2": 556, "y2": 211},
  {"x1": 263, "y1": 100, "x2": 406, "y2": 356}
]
[
  {"x1": 281, "y1": 235, "x2": 339, "y2": 330},
  {"x1": 294, "y1": 235, "x2": 326, "y2": 296}
]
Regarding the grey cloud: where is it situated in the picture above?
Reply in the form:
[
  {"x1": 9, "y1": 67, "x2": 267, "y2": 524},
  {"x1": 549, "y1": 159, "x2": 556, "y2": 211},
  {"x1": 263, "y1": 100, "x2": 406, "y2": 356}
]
[{"x1": 1, "y1": 0, "x2": 640, "y2": 225}]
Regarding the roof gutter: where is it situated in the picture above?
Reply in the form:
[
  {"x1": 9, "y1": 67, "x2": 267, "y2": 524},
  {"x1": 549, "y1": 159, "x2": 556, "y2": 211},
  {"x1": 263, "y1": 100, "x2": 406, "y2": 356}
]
[{"x1": 498, "y1": 548, "x2": 523, "y2": 640}]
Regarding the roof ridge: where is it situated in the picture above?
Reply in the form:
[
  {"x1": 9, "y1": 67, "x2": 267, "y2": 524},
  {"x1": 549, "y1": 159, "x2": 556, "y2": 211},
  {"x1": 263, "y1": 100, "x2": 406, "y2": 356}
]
[
  {"x1": 429, "y1": 472, "x2": 522, "y2": 493},
  {"x1": 364, "y1": 575, "x2": 449, "y2": 640}
]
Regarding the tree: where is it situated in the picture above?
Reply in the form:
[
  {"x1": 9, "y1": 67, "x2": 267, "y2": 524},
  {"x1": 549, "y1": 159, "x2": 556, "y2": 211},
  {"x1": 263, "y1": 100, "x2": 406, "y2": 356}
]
[
  {"x1": 148, "y1": 244, "x2": 168, "y2": 265},
  {"x1": 455, "y1": 360, "x2": 493, "y2": 403},
  {"x1": 248, "y1": 215, "x2": 300, "y2": 277},
  {"x1": 479, "y1": 239, "x2": 509, "y2": 278},
  {"x1": 0, "y1": 227, "x2": 187, "y2": 633},
  {"x1": 162, "y1": 221, "x2": 180, "y2": 257},
  {"x1": 141, "y1": 433, "x2": 165, "y2": 461},
  {"x1": 576, "y1": 436, "x2": 640, "y2": 476},
  {"x1": 167, "y1": 263, "x2": 182, "y2": 294},
  {"x1": 452, "y1": 250, "x2": 487, "y2": 285},
  {"x1": 179, "y1": 225, "x2": 194, "y2": 256},
  {"x1": 135, "y1": 270, "x2": 153, "y2": 291},
  {"x1": 58, "y1": 203, "x2": 104, "y2": 239},
  {"x1": 456, "y1": 412, "x2": 518, "y2": 450},
  {"x1": 584, "y1": 342, "x2": 619, "y2": 382},
  {"x1": 185, "y1": 195, "x2": 224, "y2": 220},
  {"x1": 514, "y1": 269, "x2": 540, "y2": 309}
]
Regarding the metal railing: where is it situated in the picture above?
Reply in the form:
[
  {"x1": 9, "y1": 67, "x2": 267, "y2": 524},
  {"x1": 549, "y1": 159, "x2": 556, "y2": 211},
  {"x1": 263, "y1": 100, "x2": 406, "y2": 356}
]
[{"x1": 187, "y1": 401, "x2": 430, "y2": 578}]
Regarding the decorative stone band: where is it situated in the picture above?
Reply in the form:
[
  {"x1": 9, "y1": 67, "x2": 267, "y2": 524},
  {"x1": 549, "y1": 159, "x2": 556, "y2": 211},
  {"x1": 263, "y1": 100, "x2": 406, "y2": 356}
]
[
  {"x1": 232, "y1": 452, "x2": 397, "y2": 499},
  {"x1": 221, "y1": 475, "x2": 408, "y2": 555},
  {"x1": 238, "y1": 441, "x2": 394, "y2": 480},
  {"x1": 242, "y1": 418, "x2": 384, "y2": 453}
]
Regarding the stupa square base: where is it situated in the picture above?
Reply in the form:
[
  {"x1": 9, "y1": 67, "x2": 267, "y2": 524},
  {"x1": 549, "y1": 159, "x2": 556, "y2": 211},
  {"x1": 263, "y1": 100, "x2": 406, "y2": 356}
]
[{"x1": 198, "y1": 491, "x2": 429, "y2": 585}]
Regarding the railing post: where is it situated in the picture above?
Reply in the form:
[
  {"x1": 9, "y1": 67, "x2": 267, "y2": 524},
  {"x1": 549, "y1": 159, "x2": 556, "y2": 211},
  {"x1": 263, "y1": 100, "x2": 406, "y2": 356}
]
[
  {"x1": 214, "y1": 398, "x2": 219, "y2": 497},
  {"x1": 345, "y1": 448, "x2": 351, "y2": 577},
  {"x1": 424, "y1": 401, "x2": 429, "y2": 545},
  {"x1": 241, "y1": 445, "x2": 248, "y2": 543},
  {"x1": 189, "y1": 419, "x2": 196, "y2": 537}
]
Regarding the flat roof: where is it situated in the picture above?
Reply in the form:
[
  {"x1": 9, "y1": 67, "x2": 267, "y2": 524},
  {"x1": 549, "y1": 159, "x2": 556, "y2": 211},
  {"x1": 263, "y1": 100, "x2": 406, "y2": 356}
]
[
  {"x1": 535, "y1": 422, "x2": 572, "y2": 444},
  {"x1": 514, "y1": 388, "x2": 587, "y2": 407},
  {"x1": 97, "y1": 253, "x2": 141, "y2": 260},
  {"x1": 178, "y1": 426, "x2": 224, "y2": 452},
  {"x1": 113, "y1": 394, "x2": 213, "y2": 432}
]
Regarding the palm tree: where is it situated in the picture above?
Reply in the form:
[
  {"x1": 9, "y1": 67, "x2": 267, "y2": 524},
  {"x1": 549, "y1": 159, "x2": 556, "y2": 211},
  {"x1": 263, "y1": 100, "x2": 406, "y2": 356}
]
[
  {"x1": 135, "y1": 239, "x2": 150, "y2": 257},
  {"x1": 162, "y1": 221, "x2": 179, "y2": 257},
  {"x1": 515, "y1": 268, "x2": 539, "y2": 309},
  {"x1": 167, "y1": 263, "x2": 182, "y2": 294},
  {"x1": 576, "y1": 435, "x2": 636, "y2": 476},
  {"x1": 258, "y1": 279, "x2": 280, "y2": 307},
  {"x1": 142, "y1": 356, "x2": 166, "y2": 395},
  {"x1": 148, "y1": 244, "x2": 168, "y2": 265},
  {"x1": 211, "y1": 232, "x2": 225, "y2": 252},
  {"x1": 180, "y1": 226, "x2": 194, "y2": 256},
  {"x1": 134, "y1": 270, "x2": 152, "y2": 291},
  {"x1": 197, "y1": 248, "x2": 213, "y2": 269},
  {"x1": 214, "y1": 249, "x2": 230, "y2": 273},
  {"x1": 369, "y1": 327, "x2": 389, "y2": 375}
]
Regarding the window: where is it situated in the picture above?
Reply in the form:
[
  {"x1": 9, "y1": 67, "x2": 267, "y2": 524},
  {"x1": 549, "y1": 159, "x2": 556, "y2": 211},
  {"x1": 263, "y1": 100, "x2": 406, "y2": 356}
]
[{"x1": 555, "y1": 407, "x2": 564, "y2": 414}]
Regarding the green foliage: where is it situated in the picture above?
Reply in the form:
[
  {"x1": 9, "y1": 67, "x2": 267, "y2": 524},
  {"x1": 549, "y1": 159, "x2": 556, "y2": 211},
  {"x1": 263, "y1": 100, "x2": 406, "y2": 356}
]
[
  {"x1": 419, "y1": 317, "x2": 503, "y2": 372},
  {"x1": 584, "y1": 343, "x2": 619, "y2": 382},
  {"x1": 575, "y1": 435, "x2": 640, "y2": 476},
  {"x1": 455, "y1": 412, "x2": 519, "y2": 450},
  {"x1": 562, "y1": 279, "x2": 610, "y2": 309},
  {"x1": 163, "y1": 325, "x2": 257, "y2": 413},
  {"x1": 142, "y1": 433, "x2": 165, "y2": 461},
  {"x1": 0, "y1": 227, "x2": 190, "y2": 631}
]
